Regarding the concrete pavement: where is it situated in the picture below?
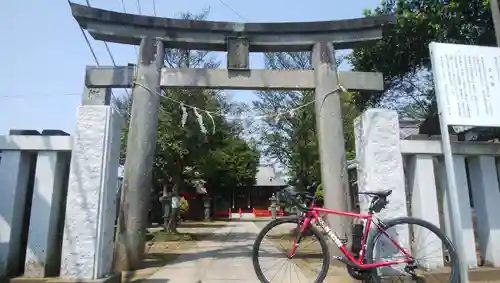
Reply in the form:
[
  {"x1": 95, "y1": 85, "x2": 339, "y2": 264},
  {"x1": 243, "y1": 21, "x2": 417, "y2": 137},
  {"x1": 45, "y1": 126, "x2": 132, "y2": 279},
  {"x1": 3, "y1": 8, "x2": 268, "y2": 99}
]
[{"x1": 146, "y1": 219, "x2": 315, "y2": 283}]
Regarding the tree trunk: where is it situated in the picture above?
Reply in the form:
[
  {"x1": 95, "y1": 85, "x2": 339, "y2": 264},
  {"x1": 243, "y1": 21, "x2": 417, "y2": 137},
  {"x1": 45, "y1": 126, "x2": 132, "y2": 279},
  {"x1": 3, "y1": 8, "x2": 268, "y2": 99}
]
[
  {"x1": 161, "y1": 182, "x2": 172, "y2": 231},
  {"x1": 165, "y1": 176, "x2": 181, "y2": 233},
  {"x1": 166, "y1": 207, "x2": 179, "y2": 233}
]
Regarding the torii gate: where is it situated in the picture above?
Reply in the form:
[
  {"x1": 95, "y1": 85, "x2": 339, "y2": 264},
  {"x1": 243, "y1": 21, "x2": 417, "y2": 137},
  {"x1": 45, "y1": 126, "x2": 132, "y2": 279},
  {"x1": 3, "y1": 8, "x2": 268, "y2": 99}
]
[{"x1": 64, "y1": 2, "x2": 392, "y2": 278}]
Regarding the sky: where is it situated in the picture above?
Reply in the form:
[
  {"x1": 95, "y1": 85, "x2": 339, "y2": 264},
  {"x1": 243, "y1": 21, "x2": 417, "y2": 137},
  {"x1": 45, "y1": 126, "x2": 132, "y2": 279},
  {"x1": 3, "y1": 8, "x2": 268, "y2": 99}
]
[{"x1": 0, "y1": 0, "x2": 380, "y2": 135}]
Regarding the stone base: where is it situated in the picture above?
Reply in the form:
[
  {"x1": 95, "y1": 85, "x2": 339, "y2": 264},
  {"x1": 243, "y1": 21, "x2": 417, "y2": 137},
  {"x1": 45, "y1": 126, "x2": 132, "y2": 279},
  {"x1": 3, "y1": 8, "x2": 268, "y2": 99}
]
[
  {"x1": 4, "y1": 274, "x2": 120, "y2": 283},
  {"x1": 383, "y1": 267, "x2": 500, "y2": 282},
  {"x1": 468, "y1": 268, "x2": 500, "y2": 282}
]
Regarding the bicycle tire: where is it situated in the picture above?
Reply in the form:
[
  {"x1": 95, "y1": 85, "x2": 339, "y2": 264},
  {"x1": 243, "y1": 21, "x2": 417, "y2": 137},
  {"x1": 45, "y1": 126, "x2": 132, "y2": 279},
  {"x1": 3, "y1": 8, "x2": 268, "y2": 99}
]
[
  {"x1": 365, "y1": 216, "x2": 459, "y2": 283},
  {"x1": 252, "y1": 216, "x2": 331, "y2": 283}
]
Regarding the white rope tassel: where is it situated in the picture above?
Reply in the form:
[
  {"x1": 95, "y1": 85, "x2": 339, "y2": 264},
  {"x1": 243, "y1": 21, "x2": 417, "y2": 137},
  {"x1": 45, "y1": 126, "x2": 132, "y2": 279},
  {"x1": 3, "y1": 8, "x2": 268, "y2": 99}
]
[
  {"x1": 206, "y1": 111, "x2": 216, "y2": 134},
  {"x1": 193, "y1": 108, "x2": 208, "y2": 134},
  {"x1": 133, "y1": 83, "x2": 320, "y2": 133},
  {"x1": 274, "y1": 113, "x2": 281, "y2": 125},
  {"x1": 180, "y1": 103, "x2": 188, "y2": 127}
]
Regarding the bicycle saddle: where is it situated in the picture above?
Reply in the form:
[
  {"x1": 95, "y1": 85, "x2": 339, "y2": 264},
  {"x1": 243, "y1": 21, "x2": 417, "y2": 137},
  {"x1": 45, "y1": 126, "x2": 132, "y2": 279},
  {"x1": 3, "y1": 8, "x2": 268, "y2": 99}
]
[
  {"x1": 358, "y1": 190, "x2": 392, "y2": 198},
  {"x1": 281, "y1": 186, "x2": 312, "y2": 197},
  {"x1": 306, "y1": 182, "x2": 319, "y2": 193}
]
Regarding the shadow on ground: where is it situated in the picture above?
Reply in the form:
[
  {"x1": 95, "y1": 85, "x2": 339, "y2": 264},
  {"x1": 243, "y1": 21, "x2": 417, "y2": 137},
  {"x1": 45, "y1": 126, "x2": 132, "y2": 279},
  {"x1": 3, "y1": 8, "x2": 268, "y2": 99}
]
[
  {"x1": 179, "y1": 223, "x2": 230, "y2": 229},
  {"x1": 192, "y1": 231, "x2": 257, "y2": 242},
  {"x1": 229, "y1": 218, "x2": 271, "y2": 223}
]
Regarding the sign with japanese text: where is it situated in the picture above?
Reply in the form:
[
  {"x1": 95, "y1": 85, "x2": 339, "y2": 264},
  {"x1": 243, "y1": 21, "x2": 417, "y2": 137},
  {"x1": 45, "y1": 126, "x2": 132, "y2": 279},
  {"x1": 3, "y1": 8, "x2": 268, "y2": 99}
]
[{"x1": 430, "y1": 42, "x2": 500, "y2": 127}]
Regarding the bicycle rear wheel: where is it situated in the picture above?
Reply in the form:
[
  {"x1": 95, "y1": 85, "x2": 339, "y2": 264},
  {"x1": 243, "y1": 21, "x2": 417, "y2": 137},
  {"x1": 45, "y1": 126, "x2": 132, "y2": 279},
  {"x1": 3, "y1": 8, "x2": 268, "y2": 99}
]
[
  {"x1": 252, "y1": 217, "x2": 330, "y2": 283},
  {"x1": 365, "y1": 217, "x2": 459, "y2": 283}
]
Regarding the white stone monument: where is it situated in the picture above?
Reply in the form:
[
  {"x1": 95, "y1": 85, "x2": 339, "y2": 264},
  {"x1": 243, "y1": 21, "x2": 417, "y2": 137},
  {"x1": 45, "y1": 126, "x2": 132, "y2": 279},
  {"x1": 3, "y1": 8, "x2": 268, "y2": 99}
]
[{"x1": 60, "y1": 106, "x2": 122, "y2": 280}]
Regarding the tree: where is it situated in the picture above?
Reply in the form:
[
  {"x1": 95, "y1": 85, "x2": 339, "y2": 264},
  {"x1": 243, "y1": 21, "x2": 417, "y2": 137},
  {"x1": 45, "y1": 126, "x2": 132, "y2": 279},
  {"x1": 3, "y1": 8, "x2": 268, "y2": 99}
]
[
  {"x1": 349, "y1": 0, "x2": 495, "y2": 122},
  {"x1": 253, "y1": 52, "x2": 359, "y2": 191},
  {"x1": 198, "y1": 137, "x2": 260, "y2": 191}
]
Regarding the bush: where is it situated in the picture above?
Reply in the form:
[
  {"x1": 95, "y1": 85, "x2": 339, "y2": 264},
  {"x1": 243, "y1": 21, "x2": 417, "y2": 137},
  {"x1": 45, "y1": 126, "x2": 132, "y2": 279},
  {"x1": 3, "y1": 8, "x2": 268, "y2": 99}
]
[
  {"x1": 315, "y1": 183, "x2": 323, "y2": 201},
  {"x1": 179, "y1": 197, "x2": 189, "y2": 215}
]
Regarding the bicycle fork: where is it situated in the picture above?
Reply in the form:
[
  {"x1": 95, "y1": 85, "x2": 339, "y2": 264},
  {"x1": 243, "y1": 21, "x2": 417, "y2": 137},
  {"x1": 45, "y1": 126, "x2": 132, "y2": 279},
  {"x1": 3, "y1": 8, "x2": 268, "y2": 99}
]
[{"x1": 288, "y1": 217, "x2": 312, "y2": 258}]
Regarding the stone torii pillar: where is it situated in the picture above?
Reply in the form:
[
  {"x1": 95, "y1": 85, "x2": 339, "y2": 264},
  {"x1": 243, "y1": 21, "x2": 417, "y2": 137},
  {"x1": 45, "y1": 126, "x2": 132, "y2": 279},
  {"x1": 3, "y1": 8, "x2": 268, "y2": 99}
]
[
  {"x1": 70, "y1": 2, "x2": 393, "y2": 271},
  {"x1": 312, "y1": 41, "x2": 351, "y2": 235}
]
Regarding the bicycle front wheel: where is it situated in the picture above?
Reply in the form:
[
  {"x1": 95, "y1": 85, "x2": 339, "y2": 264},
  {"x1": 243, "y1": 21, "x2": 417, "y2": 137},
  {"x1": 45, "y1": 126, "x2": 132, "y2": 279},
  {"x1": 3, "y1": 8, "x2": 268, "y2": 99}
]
[
  {"x1": 365, "y1": 217, "x2": 459, "y2": 283},
  {"x1": 252, "y1": 217, "x2": 330, "y2": 283}
]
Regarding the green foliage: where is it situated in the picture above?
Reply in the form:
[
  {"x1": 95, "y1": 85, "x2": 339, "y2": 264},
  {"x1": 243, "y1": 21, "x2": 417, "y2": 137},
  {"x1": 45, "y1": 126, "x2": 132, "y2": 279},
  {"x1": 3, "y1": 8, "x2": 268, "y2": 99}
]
[
  {"x1": 314, "y1": 183, "x2": 324, "y2": 201},
  {"x1": 198, "y1": 137, "x2": 260, "y2": 189},
  {"x1": 253, "y1": 52, "x2": 359, "y2": 189},
  {"x1": 350, "y1": 0, "x2": 495, "y2": 114}
]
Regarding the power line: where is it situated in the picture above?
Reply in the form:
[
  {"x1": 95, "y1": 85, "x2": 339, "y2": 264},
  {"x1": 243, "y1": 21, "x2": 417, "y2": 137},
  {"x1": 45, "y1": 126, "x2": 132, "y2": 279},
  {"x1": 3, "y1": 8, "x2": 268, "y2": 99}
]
[
  {"x1": 103, "y1": 42, "x2": 117, "y2": 66},
  {"x1": 118, "y1": 0, "x2": 139, "y2": 57},
  {"x1": 79, "y1": 27, "x2": 100, "y2": 65},
  {"x1": 216, "y1": 0, "x2": 247, "y2": 21},
  {"x1": 119, "y1": 0, "x2": 128, "y2": 13},
  {"x1": 136, "y1": 0, "x2": 142, "y2": 15},
  {"x1": 1, "y1": 93, "x2": 80, "y2": 99},
  {"x1": 75, "y1": 0, "x2": 131, "y2": 99},
  {"x1": 82, "y1": 0, "x2": 118, "y2": 71}
]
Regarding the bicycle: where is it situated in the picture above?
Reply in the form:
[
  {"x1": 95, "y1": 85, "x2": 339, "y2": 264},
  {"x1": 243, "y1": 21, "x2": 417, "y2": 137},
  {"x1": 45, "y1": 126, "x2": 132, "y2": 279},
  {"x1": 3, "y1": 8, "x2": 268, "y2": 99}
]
[{"x1": 252, "y1": 183, "x2": 459, "y2": 283}]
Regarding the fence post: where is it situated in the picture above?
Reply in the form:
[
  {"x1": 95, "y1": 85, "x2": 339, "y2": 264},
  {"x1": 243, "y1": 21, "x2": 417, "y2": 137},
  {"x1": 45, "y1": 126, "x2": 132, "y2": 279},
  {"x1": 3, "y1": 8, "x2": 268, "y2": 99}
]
[
  {"x1": 0, "y1": 130, "x2": 39, "y2": 278},
  {"x1": 24, "y1": 130, "x2": 71, "y2": 277},
  {"x1": 406, "y1": 153, "x2": 443, "y2": 268},
  {"x1": 436, "y1": 156, "x2": 477, "y2": 268},
  {"x1": 468, "y1": 156, "x2": 500, "y2": 267},
  {"x1": 354, "y1": 109, "x2": 408, "y2": 275}
]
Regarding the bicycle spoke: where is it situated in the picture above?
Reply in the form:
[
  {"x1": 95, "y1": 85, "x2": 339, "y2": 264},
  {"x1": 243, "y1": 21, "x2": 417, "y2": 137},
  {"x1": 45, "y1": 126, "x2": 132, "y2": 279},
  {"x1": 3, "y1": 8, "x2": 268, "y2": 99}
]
[
  {"x1": 369, "y1": 219, "x2": 457, "y2": 283},
  {"x1": 254, "y1": 220, "x2": 328, "y2": 283}
]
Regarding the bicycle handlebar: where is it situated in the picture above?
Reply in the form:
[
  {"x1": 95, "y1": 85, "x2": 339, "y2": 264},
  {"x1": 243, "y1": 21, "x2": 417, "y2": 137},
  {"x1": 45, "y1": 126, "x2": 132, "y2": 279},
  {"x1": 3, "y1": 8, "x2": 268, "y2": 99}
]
[{"x1": 281, "y1": 183, "x2": 318, "y2": 212}]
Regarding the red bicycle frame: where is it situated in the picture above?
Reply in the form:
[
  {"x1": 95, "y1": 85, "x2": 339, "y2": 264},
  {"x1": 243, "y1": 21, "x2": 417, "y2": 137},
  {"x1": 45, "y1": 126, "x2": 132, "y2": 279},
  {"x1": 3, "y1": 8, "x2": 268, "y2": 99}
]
[{"x1": 288, "y1": 204, "x2": 413, "y2": 270}]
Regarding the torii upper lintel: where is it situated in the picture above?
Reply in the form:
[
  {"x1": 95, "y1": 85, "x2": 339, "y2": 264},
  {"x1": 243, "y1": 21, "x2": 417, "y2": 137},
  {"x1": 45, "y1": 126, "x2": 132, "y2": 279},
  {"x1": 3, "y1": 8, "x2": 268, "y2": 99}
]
[{"x1": 70, "y1": 2, "x2": 394, "y2": 52}]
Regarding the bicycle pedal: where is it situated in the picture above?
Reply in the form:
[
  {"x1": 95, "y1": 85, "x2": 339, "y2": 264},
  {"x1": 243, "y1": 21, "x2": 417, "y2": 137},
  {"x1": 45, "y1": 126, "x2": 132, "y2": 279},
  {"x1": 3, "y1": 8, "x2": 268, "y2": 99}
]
[{"x1": 332, "y1": 256, "x2": 347, "y2": 262}]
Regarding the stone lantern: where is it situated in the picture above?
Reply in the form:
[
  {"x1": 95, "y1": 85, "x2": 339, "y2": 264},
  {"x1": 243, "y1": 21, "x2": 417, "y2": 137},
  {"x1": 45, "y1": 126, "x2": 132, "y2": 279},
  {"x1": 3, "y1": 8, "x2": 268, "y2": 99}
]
[
  {"x1": 159, "y1": 191, "x2": 172, "y2": 227},
  {"x1": 269, "y1": 193, "x2": 278, "y2": 219},
  {"x1": 203, "y1": 195, "x2": 212, "y2": 221},
  {"x1": 195, "y1": 179, "x2": 210, "y2": 221}
]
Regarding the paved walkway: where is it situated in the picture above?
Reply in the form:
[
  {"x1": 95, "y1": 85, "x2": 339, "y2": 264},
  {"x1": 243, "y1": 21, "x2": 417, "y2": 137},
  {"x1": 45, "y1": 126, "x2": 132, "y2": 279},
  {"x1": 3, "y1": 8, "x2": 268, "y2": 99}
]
[
  {"x1": 146, "y1": 219, "x2": 500, "y2": 283},
  {"x1": 146, "y1": 219, "x2": 313, "y2": 283}
]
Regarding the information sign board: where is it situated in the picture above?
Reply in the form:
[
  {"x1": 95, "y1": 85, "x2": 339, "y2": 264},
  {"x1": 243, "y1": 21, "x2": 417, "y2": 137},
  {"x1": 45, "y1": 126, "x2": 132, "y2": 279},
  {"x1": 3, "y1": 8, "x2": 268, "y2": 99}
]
[
  {"x1": 429, "y1": 42, "x2": 500, "y2": 127},
  {"x1": 427, "y1": 41, "x2": 500, "y2": 283}
]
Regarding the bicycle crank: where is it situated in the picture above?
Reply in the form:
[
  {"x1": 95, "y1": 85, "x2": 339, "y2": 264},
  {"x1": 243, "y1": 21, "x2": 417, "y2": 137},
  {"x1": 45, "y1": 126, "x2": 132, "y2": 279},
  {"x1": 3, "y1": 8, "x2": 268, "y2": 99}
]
[
  {"x1": 346, "y1": 266, "x2": 371, "y2": 281},
  {"x1": 331, "y1": 256, "x2": 371, "y2": 280},
  {"x1": 405, "y1": 264, "x2": 426, "y2": 282}
]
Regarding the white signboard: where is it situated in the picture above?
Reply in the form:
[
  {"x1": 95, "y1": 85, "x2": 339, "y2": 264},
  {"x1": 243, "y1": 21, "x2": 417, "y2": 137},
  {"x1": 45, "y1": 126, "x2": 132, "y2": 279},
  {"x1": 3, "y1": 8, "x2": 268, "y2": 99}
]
[{"x1": 429, "y1": 42, "x2": 500, "y2": 127}]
